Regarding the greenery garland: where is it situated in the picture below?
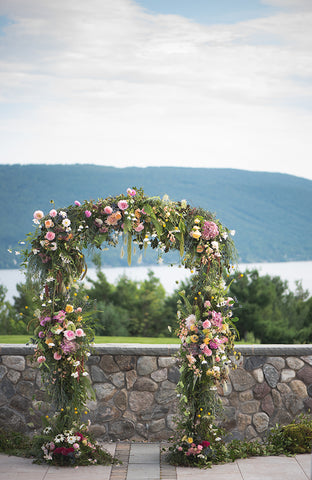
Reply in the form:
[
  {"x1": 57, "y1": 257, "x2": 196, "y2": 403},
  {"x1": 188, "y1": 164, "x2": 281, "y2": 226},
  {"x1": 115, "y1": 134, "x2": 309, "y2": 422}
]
[{"x1": 22, "y1": 187, "x2": 238, "y2": 466}]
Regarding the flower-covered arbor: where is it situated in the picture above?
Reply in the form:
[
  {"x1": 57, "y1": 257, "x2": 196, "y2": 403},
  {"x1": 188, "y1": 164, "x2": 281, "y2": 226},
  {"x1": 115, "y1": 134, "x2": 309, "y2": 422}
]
[{"x1": 23, "y1": 187, "x2": 238, "y2": 466}]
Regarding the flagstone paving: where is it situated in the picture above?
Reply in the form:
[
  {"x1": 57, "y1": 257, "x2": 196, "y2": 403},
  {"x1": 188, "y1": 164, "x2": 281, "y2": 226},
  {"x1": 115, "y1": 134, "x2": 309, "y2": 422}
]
[{"x1": 0, "y1": 443, "x2": 310, "y2": 480}]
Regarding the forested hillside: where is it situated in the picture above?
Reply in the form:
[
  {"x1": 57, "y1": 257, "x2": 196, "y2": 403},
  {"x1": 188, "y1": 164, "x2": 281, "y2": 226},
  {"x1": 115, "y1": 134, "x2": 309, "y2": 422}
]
[{"x1": 0, "y1": 164, "x2": 311, "y2": 268}]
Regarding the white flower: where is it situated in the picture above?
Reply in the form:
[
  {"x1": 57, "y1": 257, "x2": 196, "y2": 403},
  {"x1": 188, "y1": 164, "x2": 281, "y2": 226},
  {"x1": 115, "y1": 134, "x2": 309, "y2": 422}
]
[
  {"x1": 211, "y1": 241, "x2": 219, "y2": 250},
  {"x1": 181, "y1": 199, "x2": 187, "y2": 208},
  {"x1": 71, "y1": 371, "x2": 79, "y2": 378},
  {"x1": 66, "y1": 435, "x2": 79, "y2": 444},
  {"x1": 230, "y1": 230, "x2": 236, "y2": 236},
  {"x1": 215, "y1": 437, "x2": 221, "y2": 442},
  {"x1": 59, "y1": 211, "x2": 67, "y2": 218},
  {"x1": 82, "y1": 371, "x2": 89, "y2": 376},
  {"x1": 221, "y1": 231, "x2": 228, "y2": 240},
  {"x1": 62, "y1": 218, "x2": 71, "y2": 227},
  {"x1": 43, "y1": 427, "x2": 52, "y2": 434},
  {"x1": 54, "y1": 434, "x2": 65, "y2": 443},
  {"x1": 73, "y1": 360, "x2": 81, "y2": 367}
]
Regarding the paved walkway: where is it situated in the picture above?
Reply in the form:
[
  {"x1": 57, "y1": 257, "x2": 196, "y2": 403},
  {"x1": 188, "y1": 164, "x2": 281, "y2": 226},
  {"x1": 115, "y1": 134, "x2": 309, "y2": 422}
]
[{"x1": 0, "y1": 443, "x2": 311, "y2": 480}]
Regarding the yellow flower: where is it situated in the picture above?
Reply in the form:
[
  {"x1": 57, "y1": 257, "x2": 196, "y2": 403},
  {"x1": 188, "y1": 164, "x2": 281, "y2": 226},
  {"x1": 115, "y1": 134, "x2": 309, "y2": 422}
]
[
  {"x1": 187, "y1": 437, "x2": 193, "y2": 444},
  {"x1": 190, "y1": 335, "x2": 198, "y2": 343},
  {"x1": 65, "y1": 304, "x2": 74, "y2": 313},
  {"x1": 203, "y1": 337, "x2": 210, "y2": 345},
  {"x1": 25, "y1": 306, "x2": 28, "y2": 309},
  {"x1": 77, "y1": 316, "x2": 82, "y2": 322}
]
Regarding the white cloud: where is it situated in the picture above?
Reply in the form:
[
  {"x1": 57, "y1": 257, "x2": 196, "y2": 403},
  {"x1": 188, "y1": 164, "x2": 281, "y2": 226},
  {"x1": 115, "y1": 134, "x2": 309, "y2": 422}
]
[{"x1": 0, "y1": 0, "x2": 311, "y2": 179}]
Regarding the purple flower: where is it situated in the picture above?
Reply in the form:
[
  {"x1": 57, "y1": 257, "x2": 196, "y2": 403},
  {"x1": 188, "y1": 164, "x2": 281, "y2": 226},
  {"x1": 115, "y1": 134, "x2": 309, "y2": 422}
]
[
  {"x1": 61, "y1": 339, "x2": 78, "y2": 354},
  {"x1": 38, "y1": 331, "x2": 45, "y2": 338},
  {"x1": 202, "y1": 221, "x2": 219, "y2": 240}
]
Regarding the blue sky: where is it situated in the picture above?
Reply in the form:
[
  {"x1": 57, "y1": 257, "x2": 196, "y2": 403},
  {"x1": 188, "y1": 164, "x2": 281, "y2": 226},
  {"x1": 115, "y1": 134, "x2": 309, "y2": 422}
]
[
  {"x1": 0, "y1": 0, "x2": 311, "y2": 180},
  {"x1": 136, "y1": 0, "x2": 277, "y2": 24}
]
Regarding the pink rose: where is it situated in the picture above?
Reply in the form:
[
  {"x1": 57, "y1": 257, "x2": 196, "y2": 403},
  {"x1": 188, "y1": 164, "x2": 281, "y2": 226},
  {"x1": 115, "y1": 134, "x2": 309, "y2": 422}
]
[
  {"x1": 73, "y1": 443, "x2": 80, "y2": 450},
  {"x1": 64, "y1": 330, "x2": 76, "y2": 341},
  {"x1": 127, "y1": 188, "x2": 136, "y2": 197},
  {"x1": 45, "y1": 231, "x2": 55, "y2": 241},
  {"x1": 37, "y1": 355, "x2": 46, "y2": 363},
  {"x1": 118, "y1": 200, "x2": 128, "y2": 210},
  {"x1": 49, "y1": 209, "x2": 57, "y2": 217},
  {"x1": 33, "y1": 210, "x2": 44, "y2": 220},
  {"x1": 204, "y1": 300, "x2": 211, "y2": 308},
  {"x1": 76, "y1": 307, "x2": 82, "y2": 313},
  {"x1": 85, "y1": 210, "x2": 92, "y2": 218},
  {"x1": 134, "y1": 223, "x2": 144, "y2": 232},
  {"x1": 75, "y1": 200, "x2": 81, "y2": 206},
  {"x1": 202, "y1": 319, "x2": 211, "y2": 329},
  {"x1": 177, "y1": 446, "x2": 183, "y2": 451},
  {"x1": 104, "y1": 206, "x2": 113, "y2": 214},
  {"x1": 75, "y1": 328, "x2": 85, "y2": 337},
  {"x1": 53, "y1": 352, "x2": 62, "y2": 360}
]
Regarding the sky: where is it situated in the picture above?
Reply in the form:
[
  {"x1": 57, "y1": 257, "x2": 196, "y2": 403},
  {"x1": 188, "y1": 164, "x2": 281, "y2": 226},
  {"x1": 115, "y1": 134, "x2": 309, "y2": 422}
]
[{"x1": 0, "y1": 0, "x2": 312, "y2": 180}]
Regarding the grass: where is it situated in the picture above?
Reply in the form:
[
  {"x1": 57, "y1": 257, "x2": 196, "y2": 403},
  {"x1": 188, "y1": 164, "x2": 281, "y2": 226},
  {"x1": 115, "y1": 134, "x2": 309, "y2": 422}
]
[{"x1": 0, "y1": 335, "x2": 181, "y2": 344}]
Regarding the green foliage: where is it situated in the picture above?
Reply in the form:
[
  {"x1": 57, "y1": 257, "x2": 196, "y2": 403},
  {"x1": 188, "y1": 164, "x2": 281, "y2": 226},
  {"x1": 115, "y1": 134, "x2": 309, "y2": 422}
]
[
  {"x1": 0, "y1": 429, "x2": 32, "y2": 457},
  {"x1": 229, "y1": 269, "x2": 312, "y2": 344},
  {"x1": 86, "y1": 255, "x2": 178, "y2": 337},
  {"x1": 268, "y1": 413, "x2": 312, "y2": 454}
]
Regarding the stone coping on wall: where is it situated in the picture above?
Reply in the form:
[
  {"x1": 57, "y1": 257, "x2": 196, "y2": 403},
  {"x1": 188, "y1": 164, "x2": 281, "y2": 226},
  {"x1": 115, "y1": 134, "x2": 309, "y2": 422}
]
[{"x1": 1, "y1": 343, "x2": 312, "y2": 356}]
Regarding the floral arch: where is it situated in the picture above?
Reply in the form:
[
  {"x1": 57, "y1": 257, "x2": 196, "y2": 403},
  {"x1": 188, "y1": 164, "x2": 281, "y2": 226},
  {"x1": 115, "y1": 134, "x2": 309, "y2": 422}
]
[{"x1": 23, "y1": 187, "x2": 238, "y2": 465}]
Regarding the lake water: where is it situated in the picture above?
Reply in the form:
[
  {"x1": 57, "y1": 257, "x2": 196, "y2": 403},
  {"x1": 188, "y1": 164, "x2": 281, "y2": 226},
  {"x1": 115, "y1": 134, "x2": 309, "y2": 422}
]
[{"x1": 0, "y1": 261, "x2": 311, "y2": 302}]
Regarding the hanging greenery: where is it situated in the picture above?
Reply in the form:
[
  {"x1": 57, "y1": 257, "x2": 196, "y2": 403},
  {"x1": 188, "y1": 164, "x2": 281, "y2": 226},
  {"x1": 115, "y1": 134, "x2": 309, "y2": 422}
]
[{"x1": 22, "y1": 187, "x2": 238, "y2": 466}]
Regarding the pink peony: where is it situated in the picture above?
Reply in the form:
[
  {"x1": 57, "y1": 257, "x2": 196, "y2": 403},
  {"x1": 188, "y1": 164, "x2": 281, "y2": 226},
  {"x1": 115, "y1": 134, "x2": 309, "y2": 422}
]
[
  {"x1": 33, "y1": 210, "x2": 44, "y2": 220},
  {"x1": 118, "y1": 200, "x2": 128, "y2": 210},
  {"x1": 49, "y1": 209, "x2": 57, "y2": 217},
  {"x1": 45, "y1": 231, "x2": 56, "y2": 241},
  {"x1": 37, "y1": 355, "x2": 46, "y2": 363},
  {"x1": 104, "y1": 206, "x2": 113, "y2": 214},
  {"x1": 63, "y1": 330, "x2": 76, "y2": 341},
  {"x1": 53, "y1": 352, "x2": 62, "y2": 360},
  {"x1": 75, "y1": 328, "x2": 85, "y2": 337},
  {"x1": 202, "y1": 319, "x2": 211, "y2": 329},
  {"x1": 85, "y1": 210, "x2": 92, "y2": 218},
  {"x1": 127, "y1": 188, "x2": 136, "y2": 197},
  {"x1": 202, "y1": 221, "x2": 219, "y2": 240},
  {"x1": 134, "y1": 223, "x2": 144, "y2": 232}
]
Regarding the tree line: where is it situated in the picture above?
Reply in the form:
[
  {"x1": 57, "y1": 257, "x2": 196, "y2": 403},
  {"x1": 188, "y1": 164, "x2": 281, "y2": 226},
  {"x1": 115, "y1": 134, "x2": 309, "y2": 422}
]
[{"x1": 0, "y1": 264, "x2": 311, "y2": 344}]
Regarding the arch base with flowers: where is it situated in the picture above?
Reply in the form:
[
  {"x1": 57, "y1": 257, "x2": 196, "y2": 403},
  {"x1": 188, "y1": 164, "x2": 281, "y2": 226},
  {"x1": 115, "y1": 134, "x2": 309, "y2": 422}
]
[{"x1": 23, "y1": 187, "x2": 238, "y2": 467}]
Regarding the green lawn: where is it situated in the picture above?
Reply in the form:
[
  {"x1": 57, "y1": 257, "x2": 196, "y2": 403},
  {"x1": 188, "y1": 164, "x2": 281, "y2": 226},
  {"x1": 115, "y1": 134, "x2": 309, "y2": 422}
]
[{"x1": 0, "y1": 335, "x2": 181, "y2": 344}]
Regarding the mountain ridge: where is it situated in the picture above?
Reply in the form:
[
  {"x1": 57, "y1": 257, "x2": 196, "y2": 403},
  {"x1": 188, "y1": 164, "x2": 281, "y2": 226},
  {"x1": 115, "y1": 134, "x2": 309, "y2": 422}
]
[{"x1": 0, "y1": 164, "x2": 311, "y2": 268}]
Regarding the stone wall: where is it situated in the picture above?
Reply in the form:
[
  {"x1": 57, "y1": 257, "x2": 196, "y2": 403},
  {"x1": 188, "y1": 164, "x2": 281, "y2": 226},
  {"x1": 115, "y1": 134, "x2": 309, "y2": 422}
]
[{"x1": 1, "y1": 344, "x2": 312, "y2": 442}]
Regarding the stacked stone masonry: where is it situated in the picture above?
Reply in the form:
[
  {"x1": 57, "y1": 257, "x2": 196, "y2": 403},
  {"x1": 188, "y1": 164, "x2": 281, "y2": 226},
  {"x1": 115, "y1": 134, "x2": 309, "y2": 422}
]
[{"x1": 0, "y1": 344, "x2": 312, "y2": 442}]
